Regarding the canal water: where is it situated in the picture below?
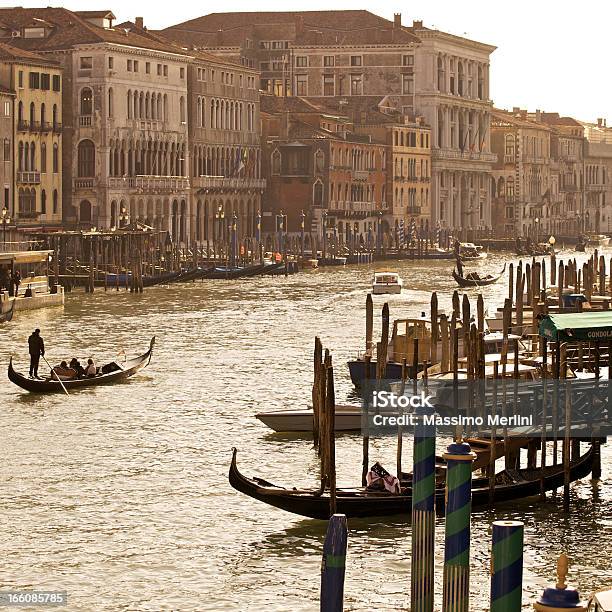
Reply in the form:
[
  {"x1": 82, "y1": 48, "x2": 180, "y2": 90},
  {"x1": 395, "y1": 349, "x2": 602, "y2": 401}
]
[{"x1": 1, "y1": 252, "x2": 610, "y2": 611}]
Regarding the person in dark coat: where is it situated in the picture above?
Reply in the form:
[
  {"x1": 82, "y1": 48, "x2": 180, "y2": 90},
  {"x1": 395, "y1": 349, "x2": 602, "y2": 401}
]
[
  {"x1": 12, "y1": 270, "x2": 21, "y2": 296},
  {"x1": 28, "y1": 328, "x2": 45, "y2": 379}
]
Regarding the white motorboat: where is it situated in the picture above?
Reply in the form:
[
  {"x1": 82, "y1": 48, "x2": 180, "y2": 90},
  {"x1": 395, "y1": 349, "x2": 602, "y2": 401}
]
[
  {"x1": 372, "y1": 271, "x2": 403, "y2": 294},
  {"x1": 256, "y1": 404, "x2": 365, "y2": 432},
  {"x1": 587, "y1": 234, "x2": 611, "y2": 247},
  {"x1": 459, "y1": 242, "x2": 487, "y2": 260}
]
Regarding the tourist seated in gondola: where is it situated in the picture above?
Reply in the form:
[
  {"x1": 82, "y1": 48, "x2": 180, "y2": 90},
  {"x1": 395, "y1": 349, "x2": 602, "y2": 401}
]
[
  {"x1": 84, "y1": 358, "x2": 97, "y2": 377},
  {"x1": 50, "y1": 361, "x2": 77, "y2": 381},
  {"x1": 69, "y1": 357, "x2": 86, "y2": 378}
]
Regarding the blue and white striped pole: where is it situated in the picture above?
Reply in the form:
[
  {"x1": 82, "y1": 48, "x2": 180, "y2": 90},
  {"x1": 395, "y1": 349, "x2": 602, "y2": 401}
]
[
  {"x1": 490, "y1": 520, "x2": 524, "y2": 612},
  {"x1": 442, "y1": 440, "x2": 476, "y2": 612},
  {"x1": 320, "y1": 514, "x2": 348, "y2": 612},
  {"x1": 411, "y1": 405, "x2": 436, "y2": 612}
]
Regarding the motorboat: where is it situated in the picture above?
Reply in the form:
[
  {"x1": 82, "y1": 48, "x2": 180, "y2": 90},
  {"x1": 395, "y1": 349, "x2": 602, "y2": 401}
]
[
  {"x1": 459, "y1": 242, "x2": 487, "y2": 260},
  {"x1": 372, "y1": 271, "x2": 403, "y2": 295}
]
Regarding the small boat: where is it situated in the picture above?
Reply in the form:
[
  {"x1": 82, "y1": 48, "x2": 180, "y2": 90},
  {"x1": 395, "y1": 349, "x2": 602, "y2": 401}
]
[
  {"x1": 8, "y1": 337, "x2": 155, "y2": 393},
  {"x1": 587, "y1": 234, "x2": 611, "y2": 247},
  {"x1": 229, "y1": 445, "x2": 595, "y2": 520},
  {"x1": 452, "y1": 264, "x2": 506, "y2": 287},
  {"x1": 0, "y1": 299, "x2": 15, "y2": 323},
  {"x1": 459, "y1": 242, "x2": 487, "y2": 260},
  {"x1": 202, "y1": 263, "x2": 273, "y2": 279},
  {"x1": 372, "y1": 271, "x2": 403, "y2": 295},
  {"x1": 256, "y1": 404, "x2": 364, "y2": 432},
  {"x1": 591, "y1": 588, "x2": 612, "y2": 612},
  {"x1": 319, "y1": 256, "x2": 347, "y2": 266}
]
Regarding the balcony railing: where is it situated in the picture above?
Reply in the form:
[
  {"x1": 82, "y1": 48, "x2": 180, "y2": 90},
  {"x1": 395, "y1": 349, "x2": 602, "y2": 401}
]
[
  {"x1": 432, "y1": 148, "x2": 497, "y2": 163},
  {"x1": 406, "y1": 206, "x2": 422, "y2": 214},
  {"x1": 352, "y1": 170, "x2": 369, "y2": 181},
  {"x1": 79, "y1": 115, "x2": 92, "y2": 127},
  {"x1": 587, "y1": 183, "x2": 606, "y2": 191},
  {"x1": 52, "y1": 122, "x2": 62, "y2": 133},
  {"x1": 74, "y1": 178, "x2": 96, "y2": 189},
  {"x1": 329, "y1": 200, "x2": 376, "y2": 214},
  {"x1": 192, "y1": 176, "x2": 266, "y2": 191},
  {"x1": 40, "y1": 121, "x2": 51, "y2": 132},
  {"x1": 17, "y1": 209, "x2": 40, "y2": 220},
  {"x1": 130, "y1": 119, "x2": 165, "y2": 131},
  {"x1": 107, "y1": 175, "x2": 191, "y2": 192},
  {"x1": 29, "y1": 121, "x2": 40, "y2": 132},
  {"x1": 17, "y1": 171, "x2": 41, "y2": 184},
  {"x1": 17, "y1": 120, "x2": 28, "y2": 132}
]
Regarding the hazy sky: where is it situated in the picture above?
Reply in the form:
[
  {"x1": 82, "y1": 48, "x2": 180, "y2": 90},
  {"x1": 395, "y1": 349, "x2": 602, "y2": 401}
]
[{"x1": 18, "y1": 0, "x2": 612, "y2": 121}]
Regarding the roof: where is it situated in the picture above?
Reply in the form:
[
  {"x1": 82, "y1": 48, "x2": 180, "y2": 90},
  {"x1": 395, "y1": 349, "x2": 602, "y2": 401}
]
[
  {"x1": 261, "y1": 95, "x2": 322, "y2": 115},
  {"x1": 0, "y1": 7, "x2": 188, "y2": 55},
  {"x1": 73, "y1": 10, "x2": 116, "y2": 19},
  {"x1": 540, "y1": 112, "x2": 582, "y2": 128},
  {"x1": 491, "y1": 108, "x2": 551, "y2": 131},
  {"x1": 0, "y1": 41, "x2": 58, "y2": 67},
  {"x1": 0, "y1": 84, "x2": 14, "y2": 95},
  {"x1": 539, "y1": 311, "x2": 612, "y2": 342},
  {"x1": 163, "y1": 10, "x2": 420, "y2": 48}
]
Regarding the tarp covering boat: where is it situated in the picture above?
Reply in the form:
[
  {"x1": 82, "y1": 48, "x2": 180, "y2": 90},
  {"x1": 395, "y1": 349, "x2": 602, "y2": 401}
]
[{"x1": 539, "y1": 311, "x2": 612, "y2": 342}]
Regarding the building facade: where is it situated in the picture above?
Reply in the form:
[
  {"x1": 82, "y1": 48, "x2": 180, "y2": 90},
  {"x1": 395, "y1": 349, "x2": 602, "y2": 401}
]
[
  {"x1": 0, "y1": 86, "x2": 14, "y2": 225},
  {"x1": 163, "y1": 11, "x2": 496, "y2": 234},
  {"x1": 0, "y1": 42, "x2": 63, "y2": 228}
]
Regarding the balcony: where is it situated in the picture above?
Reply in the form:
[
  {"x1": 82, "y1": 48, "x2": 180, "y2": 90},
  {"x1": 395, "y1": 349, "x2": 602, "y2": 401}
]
[
  {"x1": 40, "y1": 121, "x2": 51, "y2": 132},
  {"x1": 352, "y1": 170, "x2": 369, "y2": 181},
  {"x1": 29, "y1": 121, "x2": 40, "y2": 132},
  {"x1": 17, "y1": 171, "x2": 41, "y2": 184},
  {"x1": 130, "y1": 119, "x2": 165, "y2": 131},
  {"x1": 52, "y1": 122, "x2": 62, "y2": 133},
  {"x1": 328, "y1": 200, "x2": 376, "y2": 215},
  {"x1": 107, "y1": 175, "x2": 191, "y2": 193},
  {"x1": 17, "y1": 120, "x2": 28, "y2": 132},
  {"x1": 192, "y1": 176, "x2": 266, "y2": 192},
  {"x1": 79, "y1": 115, "x2": 92, "y2": 127},
  {"x1": 17, "y1": 210, "x2": 40, "y2": 220},
  {"x1": 406, "y1": 206, "x2": 422, "y2": 215},
  {"x1": 587, "y1": 183, "x2": 606, "y2": 191},
  {"x1": 432, "y1": 148, "x2": 497, "y2": 163},
  {"x1": 74, "y1": 178, "x2": 97, "y2": 189}
]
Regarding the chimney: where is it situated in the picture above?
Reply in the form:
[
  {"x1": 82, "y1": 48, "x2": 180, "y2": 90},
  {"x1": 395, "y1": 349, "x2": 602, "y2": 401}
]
[
  {"x1": 135, "y1": 16, "x2": 143, "y2": 29},
  {"x1": 512, "y1": 107, "x2": 520, "y2": 115},
  {"x1": 598, "y1": 118, "x2": 603, "y2": 127},
  {"x1": 535, "y1": 109, "x2": 541, "y2": 122},
  {"x1": 412, "y1": 19, "x2": 423, "y2": 29},
  {"x1": 393, "y1": 13, "x2": 401, "y2": 29}
]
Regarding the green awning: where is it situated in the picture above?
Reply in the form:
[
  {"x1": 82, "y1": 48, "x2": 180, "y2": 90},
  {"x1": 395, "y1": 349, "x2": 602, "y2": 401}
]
[{"x1": 539, "y1": 311, "x2": 612, "y2": 342}]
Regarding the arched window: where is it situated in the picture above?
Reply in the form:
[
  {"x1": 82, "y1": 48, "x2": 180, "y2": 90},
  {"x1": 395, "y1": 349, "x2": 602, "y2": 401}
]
[
  {"x1": 108, "y1": 87, "x2": 113, "y2": 118},
  {"x1": 29, "y1": 101, "x2": 35, "y2": 126},
  {"x1": 52, "y1": 104, "x2": 58, "y2": 128},
  {"x1": 79, "y1": 200, "x2": 92, "y2": 223},
  {"x1": 271, "y1": 149, "x2": 281, "y2": 175},
  {"x1": 179, "y1": 96, "x2": 186, "y2": 123},
  {"x1": 53, "y1": 189, "x2": 58, "y2": 214},
  {"x1": 41, "y1": 189, "x2": 47, "y2": 214},
  {"x1": 314, "y1": 149, "x2": 324, "y2": 174},
  {"x1": 504, "y1": 134, "x2": 515, "y2": 159},
  {"x1": 313, "y1": 180, "x2": 323, "y2": 206},
  {"x1": 18, "y1": 100, "x2": 23, "y2": 123},
  {"x1": 127, "y1": 90, "x2": 132, "y2": 119},
  {"x1": 53, "y1": 143, "x2": 59, "y2": 173},
  {"x1": 40, "y1": 103, "x2": 46, "y2": 126},
  {"x1": 30, "y1": 142, "x2": 35, "y2": 170},
  {"x1": 40, "y1": 142, "x2": 46, "y2": 172},
  {"x1": 18, "y1": 141, "x2": 23, "y2": 171},
  {"x1": 201, "y1": 97, "x2": 206, "y2": 127},
  {"x1": 80, "y1": 87, "x2": 93, "y2": 115},
  {"x1": 77, "y1": 139, "x2": 95, "y2": 177},
  {"x1": 437, "y1": 56, "x2": 445, "y2": 92}
]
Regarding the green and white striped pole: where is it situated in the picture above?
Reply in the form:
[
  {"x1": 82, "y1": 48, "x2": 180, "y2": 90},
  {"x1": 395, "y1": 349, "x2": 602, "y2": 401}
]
[
  {"x1": 320, "y1": 513, "x2": 347, "y2": 612},
  {"x1": 442, "y1": 440, "x2": 476, "y2": 612},
  {"x1": 490, "y1": 520, "x2": 524, "y2": 612},
  {"x1": 411, "y1": 405, "x2": 436, "y2": 612}
]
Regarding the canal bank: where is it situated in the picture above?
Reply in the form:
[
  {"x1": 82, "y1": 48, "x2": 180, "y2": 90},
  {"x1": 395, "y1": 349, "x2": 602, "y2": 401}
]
[{"x1": 0, "y1": 254, "x2": 609, "y2": 611}]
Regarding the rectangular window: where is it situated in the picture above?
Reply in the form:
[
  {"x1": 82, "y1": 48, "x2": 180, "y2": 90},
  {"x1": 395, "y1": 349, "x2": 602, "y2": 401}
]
[
  {"x1": 40, "y1": 73, "x2": 50, "y2": 90},
  {"x1": 180, "y1": 67, "x2": 185, "y2": 79},
  {"x1": 52, "y1": 75, "x2": 60, "y2": 91},
  {"x1": 108, "y1": 56, "x2": 114, "y2": 69},
  {"x1": 134, "y1": 60, "x2": 139, "y2": 72},
  {"x1": 295, "y1": 74, "x2": 307, "y2": 96},
  {"x1": 350, "y1": 55, "x2": 362, "y2": 67},
  {"x1": 295, "y1": 56, "x2": 308, "y2": 68},
  {"x1": 3, "y1": 139, "x2": 10, "y2": 160},
  {"x1": 18, "y1": 71, "x2": 23, "y2": 88},
  {"x1": 350, "y1": 74, "x2": 363, "y2": 95},
  {"x1": 80, "y1": 56, "x2": 92, "y2": 70},
  {"x1": 127, "y1": 59, "x2": 132, "y2": 71},
  {"x1": 402, "y1": 54, "x2": 414, "y2": 66},
  {"x1": 4, "y1": 187, "x2": 8, "y2": 208},
  {"x1": 323, "y1": 74, "x2": 335, "y2": 96},
  {"x1": 4, "y1": 101, "x2": 9, "y2": 116},
  {"x1": 157, "y1": 63, "x2": 162, "y2": 76},
  {"x1": 163, "y1": 65, "x2": 168, "y2": 77},
  {"x1": 211, "y1": 70, "x2": 215, "y2": 82},
  {"x1": 260, "y1": 62, "x2": 270, "y2": 71},
  {"x1": 29, "y1": 72, "x2": 40, "y2": 89},
  {"x1": 146, "y1": 62, "x2": 150, "y2": 74},
  {"x1": 402, "y1": 75, "x2": 414, "y2": 94},
  {"x1": 239, "y1": 74, "x2": 243, "y2": 87},
  {"x1": 323, "y1": 55, "x2": 334, "y2": 67}
]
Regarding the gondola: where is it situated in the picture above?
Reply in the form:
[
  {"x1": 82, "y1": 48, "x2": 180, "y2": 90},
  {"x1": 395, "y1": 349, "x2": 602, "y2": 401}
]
[
  {"x1": 8, "y1": 337, "x2": 155, "y2": 393},
  {"x1": 452, "y1": 263, "x2": 506, "y2": 288},
  {"x1": 0, "y1": 299, "x2": 15, "y2": 323},
  {"x1": 229, "y1": 445, "x2": 595, "y2": 520}
]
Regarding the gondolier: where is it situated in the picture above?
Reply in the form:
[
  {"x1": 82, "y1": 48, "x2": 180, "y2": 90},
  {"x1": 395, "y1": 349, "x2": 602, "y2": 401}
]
[{"x1": 28, "y1": 328, "x2": 45, "y2": 379}]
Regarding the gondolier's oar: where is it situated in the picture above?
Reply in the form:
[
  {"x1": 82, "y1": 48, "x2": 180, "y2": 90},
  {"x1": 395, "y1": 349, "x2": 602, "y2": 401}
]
[{"x1": 41, "y1": 354, "x2": 69, "y2": 396}]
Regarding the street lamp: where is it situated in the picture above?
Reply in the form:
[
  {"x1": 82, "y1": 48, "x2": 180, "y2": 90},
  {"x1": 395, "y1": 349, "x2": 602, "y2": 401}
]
[{"x1": 1, "y1": 206, "x2": 10, "y2": 245}]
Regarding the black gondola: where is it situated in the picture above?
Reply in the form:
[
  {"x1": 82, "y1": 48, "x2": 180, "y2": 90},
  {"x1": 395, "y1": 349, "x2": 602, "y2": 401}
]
[
  {"x1": 8, "y1": 337, "x2": 155, "y2": 393},
  {"x1": 452, "y1": 263, "x2": 506, "y2": 288},
  {"x1": 229, "y1": 445, "x2": 595, "y2": 520},
  {"x1": 0, "y1": 299, "x2": 15, "y2": 323}
]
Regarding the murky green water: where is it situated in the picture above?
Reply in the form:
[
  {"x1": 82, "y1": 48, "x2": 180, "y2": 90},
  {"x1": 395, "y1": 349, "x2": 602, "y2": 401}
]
[{"x1": 1, "y1": 252, "x2": 610, "y2": 610}]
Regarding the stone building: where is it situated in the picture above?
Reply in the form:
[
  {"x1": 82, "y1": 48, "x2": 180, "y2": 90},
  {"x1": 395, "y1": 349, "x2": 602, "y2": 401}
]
[
  {"x1": 0, "y1": 42, "x2": 62, "y2": 229},
  {"x1": 163, "y1": 11, "x2": 496, "y2": 234},
  {"x1": 490, "y1": 108, "x2": 554, "y2": 239},
  {"x1": 0, "y1": 85, "x2": 14, "y2": 227},
  {"x1": 261, "y1": 96, "x2": 386, "y2": 243}
]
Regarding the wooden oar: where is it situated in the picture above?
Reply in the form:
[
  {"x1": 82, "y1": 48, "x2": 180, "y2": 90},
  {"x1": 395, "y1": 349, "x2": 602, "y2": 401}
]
[{"x1": 41, "y1": 354, "x2": 69, "y2": 396}]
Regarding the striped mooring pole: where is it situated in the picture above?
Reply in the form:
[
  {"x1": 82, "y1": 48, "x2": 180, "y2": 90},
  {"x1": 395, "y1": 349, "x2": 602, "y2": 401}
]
[
  {"x1": 533, "y1": 553, "x2": 587, "y2": 611},
  {"x1": 320, "y1": 514, "x2": 348, "y2": 612},
  {"x1": 490, "y1": 520, "x2": 524, "y2": 612},
  {"x1": 410, "y1": 405, "x2": 436, "y2": 612},
  {"x1": 442, "y1": 440, "x2": 476, "y2": 612}
]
